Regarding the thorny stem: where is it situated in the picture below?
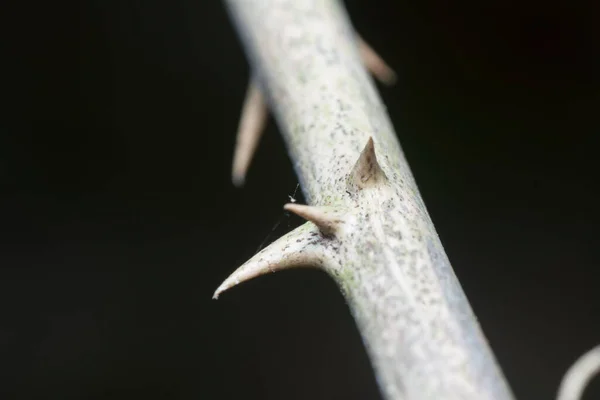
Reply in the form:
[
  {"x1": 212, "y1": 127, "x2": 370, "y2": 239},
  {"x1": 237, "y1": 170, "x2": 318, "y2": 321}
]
[
  {"x1": 214, "y1": 1, "x2": 596, "y2": 399},
  {"x1": 217, "y1": 1, "x2": 514, "y2": 399}
]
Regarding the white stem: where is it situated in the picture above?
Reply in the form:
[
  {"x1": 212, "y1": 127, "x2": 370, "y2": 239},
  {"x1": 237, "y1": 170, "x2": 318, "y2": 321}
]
[
  {"x1": 557, "y1": 345, "x2": 600, "y2": 400},
  {"x1": 219, "y1": 1, "x2": 515, "y2": 399}
]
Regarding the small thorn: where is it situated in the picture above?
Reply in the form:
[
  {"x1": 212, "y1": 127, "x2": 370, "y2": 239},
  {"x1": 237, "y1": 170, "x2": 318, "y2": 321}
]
[
  {"x1": 357, "y1": 36, "x2": 397, "y2": 86},
  {"x1": 213, "y1": 223, "x2": 323, "y2": 299},
  {"x1": 283, "y1": 203, "x2": 344, "y2": 236},
  {"x1": 348, "y1": 137, "x2": 388, "y2": 191},
  {"x1": 232, "y1": 77, "x2": 269, "y2": 187}
]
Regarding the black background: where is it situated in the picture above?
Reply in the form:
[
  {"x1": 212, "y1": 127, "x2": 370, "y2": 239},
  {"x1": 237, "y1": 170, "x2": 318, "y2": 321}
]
[{"x1": 2, "y1": 0, "x2": 599, "y2": 399}]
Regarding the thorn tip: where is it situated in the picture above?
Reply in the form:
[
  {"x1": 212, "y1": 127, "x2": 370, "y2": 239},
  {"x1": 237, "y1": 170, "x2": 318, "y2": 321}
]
[
  {"x1": 348, "y1": 137, "x2": 388, "y2": 191},
  {"x1": 231, "y1": 173, "x2": 245, "y2": 188}
]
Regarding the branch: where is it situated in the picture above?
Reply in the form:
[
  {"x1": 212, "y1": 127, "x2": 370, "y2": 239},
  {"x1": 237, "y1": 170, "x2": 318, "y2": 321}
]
[
  {"x1": 216, "y1": 1, "x2": 515, "y2": 399},
  {"x1": 557, "y1": 345, "x2": 600, "y2": 400}
]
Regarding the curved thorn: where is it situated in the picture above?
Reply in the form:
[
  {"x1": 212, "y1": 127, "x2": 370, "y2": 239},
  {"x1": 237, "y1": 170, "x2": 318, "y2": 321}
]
[
  {"x1": 557, "y1": 344, "x2": 600, "y2": 400},
  {"x1": 357, "y1": 36, "x2": 397, "y2": 86},
  {"x1": 213, "y1": 223, "x2": 322, "y2": 299},
  {"x1": 232, "y1": 77, "x2": 269, "y2": 187},
  {"x1": 348, "y1": 137, "x2": 388, "y2": 191},
  {"x1": 283, "y1": 203, "x2": 344, "y2": 236}
]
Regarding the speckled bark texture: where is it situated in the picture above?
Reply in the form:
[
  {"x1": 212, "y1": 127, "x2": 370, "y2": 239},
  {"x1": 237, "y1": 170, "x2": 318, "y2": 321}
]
[{"x1": 219, "y1": 1, "x2": 515, "y2": 399}]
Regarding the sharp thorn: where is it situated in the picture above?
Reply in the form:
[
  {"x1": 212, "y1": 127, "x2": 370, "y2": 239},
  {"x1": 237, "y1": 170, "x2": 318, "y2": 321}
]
[
  {"x1": 213, "y1": 223, "x2": 323, "y2": 299},
  {"x1": 231, "y1": 77, "x2": 269, "y2": 187},
  {"x1": 283, "y1": 203, "x2": 344, "y2": 236},
  {"x1": 348, "y1": 137, "x2": 388, "y2": 191},
  {"x1": 357, "y1": 36, "x2": 397, "y2": 86}
]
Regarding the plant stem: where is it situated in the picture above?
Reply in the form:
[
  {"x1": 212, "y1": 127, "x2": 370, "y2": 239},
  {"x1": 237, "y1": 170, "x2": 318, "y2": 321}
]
[{"x1": 218, "y1": 1, "x2": 515, "y2": 399}]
